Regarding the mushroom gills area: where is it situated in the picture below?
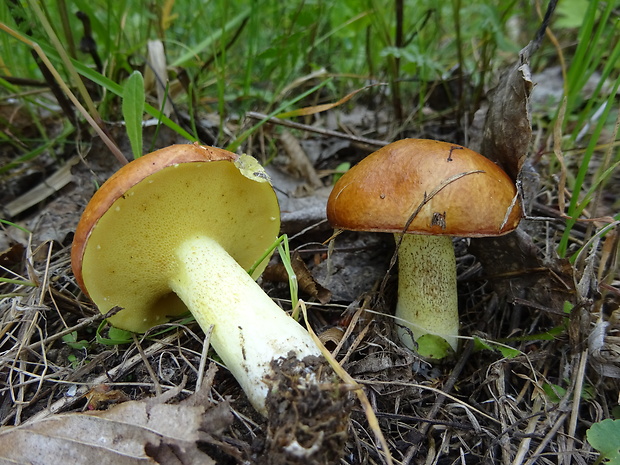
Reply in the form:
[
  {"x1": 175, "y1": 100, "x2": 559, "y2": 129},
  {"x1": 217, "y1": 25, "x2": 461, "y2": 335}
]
[
  {"x1": 79, "y1": 160, "x2": 280, "y2": 332},
  {"x1": 170, "y1": 235, "x2": 322, "y2": 414},
  {"x1": 395, "y1": 234, "x2": 459, "y2": 353}
]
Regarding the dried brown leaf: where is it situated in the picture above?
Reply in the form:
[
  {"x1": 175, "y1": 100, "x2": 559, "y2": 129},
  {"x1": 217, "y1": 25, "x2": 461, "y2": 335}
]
[
  {"x1": 0, "y1": 242, "x2": 24, "y2": 269},
  {"x1": 470, "y1": 3, "x2": 570, "y2": 319},
  {"x1": 0, "y1": 383, "x2": 232, "y2": 465},
  {"x1": 278, "y1": 130, "x2": 323, "y2": 189},
  {"x1": 263, "y1": 251, "x2": 332, "y2": 304},
  {"x1": 478, "y1": 0, "x2": 556, "y2": 181},
  {"x1": 480, "y1": 55, "x2": 533, "y2": 181}
]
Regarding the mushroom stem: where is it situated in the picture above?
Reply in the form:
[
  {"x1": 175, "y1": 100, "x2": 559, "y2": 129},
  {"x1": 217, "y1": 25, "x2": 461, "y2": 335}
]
[
  {"x1": 395, "y1": 233, "x2": 459, "y2": 356},
  {"x1": 170, "y1": 235, "x2": 322, "y2": 415}
]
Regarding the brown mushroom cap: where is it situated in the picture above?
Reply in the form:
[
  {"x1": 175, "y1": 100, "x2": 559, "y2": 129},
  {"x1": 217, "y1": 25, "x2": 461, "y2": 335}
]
[
  {"x1": 327, "y1": 139, "x2": 521, "y2": 237},
  {"x1": 71, "y1": 144, "x2": 281, "y2": 332}
]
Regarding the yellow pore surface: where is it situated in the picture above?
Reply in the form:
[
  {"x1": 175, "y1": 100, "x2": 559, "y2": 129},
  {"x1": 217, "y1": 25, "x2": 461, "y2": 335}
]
[{"x1": 81, "y1": 161, "x2": 280, "y2": 332}]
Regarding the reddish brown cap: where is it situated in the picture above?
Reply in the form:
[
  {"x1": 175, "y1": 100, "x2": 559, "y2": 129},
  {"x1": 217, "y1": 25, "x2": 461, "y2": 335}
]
[{"x1": 327, "y1": 139, "x2": 521, "y2": 237}]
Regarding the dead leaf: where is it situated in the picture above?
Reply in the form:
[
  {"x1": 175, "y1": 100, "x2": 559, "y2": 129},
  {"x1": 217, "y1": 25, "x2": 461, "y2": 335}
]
[
  {"x1": 276, "y1": 83, "x2": 384, "y2": 119},
  {"x1": 0, "y1": 369, "x2": 232, "y2": 465},
  {"x1": 0, "y1": 242, "x2": 24, "y2": 270},
  {"x1": 468, "y1": 3, "x2": 570, "y2": 324},
  {"x1": 84, "y1": 384, "x2": 130, "y2": 410},
  {"x1": 478, "y1": 0, "x2": 557, "y2": 181},
  {"x1": 278, "y1": 131, "x2": 323, "y2": 189},
  {"x1": 479, "y1": 54, "x2": 533, "y2": 181},
  {"x1": 263, "y1": 251, "x2": 332, "y2": 304}
]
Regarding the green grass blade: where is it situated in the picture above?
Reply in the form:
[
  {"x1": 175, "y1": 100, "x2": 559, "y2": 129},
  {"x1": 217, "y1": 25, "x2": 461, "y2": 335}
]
[
  {"x1": 558, "y1": 77, "x2": 620, "y2": 257},
  {"x1": 0, "y1": 277, "x2": 37, "y2": 286},
  {"x1": 170, "y1": 9, "x2": 250, "y2": 67},
  {"x1": 0, "y1": 219, "x2": 31, "y2": 234},
  {"x1": 122, "y1": 70, "x2": 145, "y2": 159},
  {"x1": 277, "y1": 235, "x2": 299, "y2": 316},
  {"x1": 226, "y1": 78, "x2": 333, "y2": 153},
  {"x1": 28, "y1": 39, "x2": 197, "y2": 142}
]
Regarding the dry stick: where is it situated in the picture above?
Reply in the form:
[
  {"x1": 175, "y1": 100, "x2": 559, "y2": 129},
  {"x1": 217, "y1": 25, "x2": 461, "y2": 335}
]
[
  {"x1": 512, "y1": 396, "x2": 543, "y2": 465},
  {"x1": 522, "y1": 413, "x2": 568, "y2": 465},
  {"x1": 402, "y1": 340, "x2": 474, "y2": 463},
  {"x1": 333, "y1": 290, "x2": 374, "y2": 359},
  {"x1": 338, "y1": 318, "x2": 374, "y2": 368},
  {"x1": 26, "y1": 333, "x2": 180, "y2": 424},
  {"x1": 566, "y1": 348, "x2": 589, "y2": 465},
  {"x1": 299, "y1": 300, "x2": 394, "y2": 465},
  {"x1": 245, "y1": 111, "x2": 389, "y2": 148},
  {"x1": 195, "y1": 325, "x2": 214, "y2": 392},
  {"x1": 132, "y1": 333, "x2": 162, "y2": 397}
]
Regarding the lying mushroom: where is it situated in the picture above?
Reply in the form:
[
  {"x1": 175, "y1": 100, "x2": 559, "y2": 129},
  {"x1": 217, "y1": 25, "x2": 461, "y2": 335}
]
[
  {"x1": 71, "y1": 144, "x2": 324, "y2": 414},
  {"x1": 327, "y1": 139, "x2": 521, "y2": 359}
]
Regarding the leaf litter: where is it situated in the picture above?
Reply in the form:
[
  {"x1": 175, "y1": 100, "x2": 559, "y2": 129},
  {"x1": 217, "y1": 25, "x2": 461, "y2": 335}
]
[{"x1": 0, "y1": 367, "x2": 231, "y2": 464}]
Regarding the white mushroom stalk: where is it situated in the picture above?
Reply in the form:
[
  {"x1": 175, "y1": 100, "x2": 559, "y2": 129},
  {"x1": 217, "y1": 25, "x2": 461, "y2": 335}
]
[{"x1": 171, "y1": 234, "x2": 321, "y2": 414}]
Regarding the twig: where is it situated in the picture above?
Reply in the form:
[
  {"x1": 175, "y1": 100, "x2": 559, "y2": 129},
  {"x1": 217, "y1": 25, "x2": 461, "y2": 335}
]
[
  {"x1": 25, "y1": 333, "x2": 180, "y2": 424},
  {"x1": 522, "y1": 412, "x2": 568, "y2": 465},
  {"x1": 245, "y1": 111, "x2": 388, "y2": 148},
  {"x1": 195, "y1": 325, "x2": 213, "y2": 392},
  {"x1": 566, "y1": 348, "x2": 589, "y2": 465},
  {"x1": 133, "y1": 333, "x2": 162, "y2": 396},
  {"x1": 512, "y1": 396, "x2": 543, "y2": 465}
]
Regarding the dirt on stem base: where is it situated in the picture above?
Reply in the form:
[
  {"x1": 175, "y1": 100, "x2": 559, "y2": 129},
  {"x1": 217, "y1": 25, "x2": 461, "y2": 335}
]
[{"x1": 261, "y1": 354, "x2": 352, "y2": 465}]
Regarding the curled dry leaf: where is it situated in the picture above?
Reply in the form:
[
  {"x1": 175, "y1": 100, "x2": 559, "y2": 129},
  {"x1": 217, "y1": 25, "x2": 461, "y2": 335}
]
[
  {"x1": 0, "y1": 374, "x2": 232, "y2": 465},
  {"x1": 0, "y1": 242, "x2": 24, "y2": 269},
  {"x1": 278, "y1": 130, "x2": 323, "y2": 189},
  {"x1": 479, "y1": 56, "x2": 533, "y2": 182},
  {"x1": 478, "y1": 0, "x2": 556, "y2": 182},
  {"x1": 263, "y1": 251, "x2": 332, "y2": 304},
  {"x1": 84, "y1": 384, "x2": 130, "y2": 410},
  {"x1": 469, "y1": 4, "x2": 573, "y2": 323}
]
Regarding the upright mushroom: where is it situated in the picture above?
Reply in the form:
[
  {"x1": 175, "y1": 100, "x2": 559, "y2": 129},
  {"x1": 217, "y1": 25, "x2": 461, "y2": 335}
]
[
  {"x1": 71, "y1": 144, "x2": 325, "y2": 414},
  {"x1": 327, "y1": 139, "x2": 521, "y2": 359}
]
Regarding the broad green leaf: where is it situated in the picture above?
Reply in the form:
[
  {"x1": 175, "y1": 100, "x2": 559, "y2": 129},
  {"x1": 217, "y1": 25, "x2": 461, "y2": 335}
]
[
  {"x1": 333, "y1": 162, "x2": 351, "y2": 183},
  {"x1": 416, "y1": 334, "x2": 453, "y2": 360},
  {"x1": 587, "y1": 419, "x2": 620, "y2": 464}
]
